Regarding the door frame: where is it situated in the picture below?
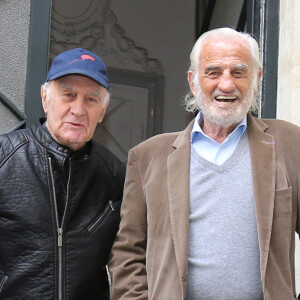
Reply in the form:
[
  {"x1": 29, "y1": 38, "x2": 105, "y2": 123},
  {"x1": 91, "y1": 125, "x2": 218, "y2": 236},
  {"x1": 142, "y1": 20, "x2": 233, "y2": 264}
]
[{"x1": 25, "y1": 0, "x2": 52, "y2": 128}]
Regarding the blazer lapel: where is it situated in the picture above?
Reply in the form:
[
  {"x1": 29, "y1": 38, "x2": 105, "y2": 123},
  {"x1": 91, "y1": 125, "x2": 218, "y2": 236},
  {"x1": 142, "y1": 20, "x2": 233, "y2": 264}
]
[
  {"x1": 247, "y1": 114, "x2": 276, "y2": 291},
  {"x1": 167, "y1": 120, "x2": 194, "y2": 296}
]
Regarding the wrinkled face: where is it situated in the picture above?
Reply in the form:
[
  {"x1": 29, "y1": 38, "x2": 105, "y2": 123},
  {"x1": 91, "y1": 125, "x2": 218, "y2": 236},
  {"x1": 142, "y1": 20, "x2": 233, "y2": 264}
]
[
  {"x1": 188, "y1": 37, "x2": 262, "y2": 128},
  {"x1": 41, "y1": 75, "x2": 108, "y2": 150}
]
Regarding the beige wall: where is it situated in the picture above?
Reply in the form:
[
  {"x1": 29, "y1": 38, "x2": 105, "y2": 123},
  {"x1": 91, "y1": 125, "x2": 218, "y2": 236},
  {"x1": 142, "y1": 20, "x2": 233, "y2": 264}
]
[
  {"x1": 277, "y1": 0, "x2": 300, "y2": 126},
  {"x1": 277, "y1": 0, "x2": 300, "y2": 294}
]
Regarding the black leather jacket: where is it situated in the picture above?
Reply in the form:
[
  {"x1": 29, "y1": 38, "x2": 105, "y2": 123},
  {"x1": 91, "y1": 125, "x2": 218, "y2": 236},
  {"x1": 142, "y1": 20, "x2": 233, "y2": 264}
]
[{"x1": 0, "y1": 121, "x2": 125, "y2": 299}]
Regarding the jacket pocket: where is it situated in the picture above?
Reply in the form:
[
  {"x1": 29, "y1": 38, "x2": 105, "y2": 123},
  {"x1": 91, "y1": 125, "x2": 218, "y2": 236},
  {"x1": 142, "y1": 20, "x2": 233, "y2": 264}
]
[
  {"x1": 87, "y1": 200, "x2": 116, "y2": 233},
  {"x1": 0, "y1": 271, "x2": 8, "y2": 294},
  {"x1": 273, "y1": 187, "x2": 292, "y2": 216}
]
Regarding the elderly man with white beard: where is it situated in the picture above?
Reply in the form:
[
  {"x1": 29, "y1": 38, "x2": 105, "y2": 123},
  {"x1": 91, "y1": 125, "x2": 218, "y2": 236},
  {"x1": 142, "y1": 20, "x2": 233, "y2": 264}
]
[{"x1": 109, "y1": 27, "x2": 300, "y2": 300}]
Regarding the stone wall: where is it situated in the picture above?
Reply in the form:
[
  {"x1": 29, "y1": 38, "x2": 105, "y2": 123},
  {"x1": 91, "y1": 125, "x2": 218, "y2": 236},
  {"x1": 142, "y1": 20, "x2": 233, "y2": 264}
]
[{"x1": 0, "y1": 0, "x2": 30, "y2": 133}]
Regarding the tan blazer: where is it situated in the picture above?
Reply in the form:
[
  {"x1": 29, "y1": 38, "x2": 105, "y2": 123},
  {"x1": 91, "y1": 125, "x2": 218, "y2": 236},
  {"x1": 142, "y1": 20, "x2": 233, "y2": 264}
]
[{"x1": 109, "y1": 114, "x2": 300, "y2": 300}]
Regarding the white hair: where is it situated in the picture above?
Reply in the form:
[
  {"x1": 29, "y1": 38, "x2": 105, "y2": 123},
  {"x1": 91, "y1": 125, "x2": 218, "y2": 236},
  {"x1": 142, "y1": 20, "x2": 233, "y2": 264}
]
[
  {"x1": 102, "y1": 90, "x2": 110, "y2": 105},
  {"x1": 184, "y1": 27, "x2": 261, "y2": 113}
]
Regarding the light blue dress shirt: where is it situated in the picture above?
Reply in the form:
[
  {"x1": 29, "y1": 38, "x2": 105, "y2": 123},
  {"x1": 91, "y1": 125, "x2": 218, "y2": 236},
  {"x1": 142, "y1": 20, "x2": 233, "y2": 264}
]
[{"x1": 190, "y1": 112, "x2": 247, "y2": 165}]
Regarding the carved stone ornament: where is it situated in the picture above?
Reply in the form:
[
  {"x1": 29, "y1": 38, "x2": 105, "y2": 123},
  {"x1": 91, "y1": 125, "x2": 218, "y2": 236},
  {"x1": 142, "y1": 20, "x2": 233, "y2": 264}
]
[{"x1": 50, "y1": 0, "x2": 164, "y2": 74}]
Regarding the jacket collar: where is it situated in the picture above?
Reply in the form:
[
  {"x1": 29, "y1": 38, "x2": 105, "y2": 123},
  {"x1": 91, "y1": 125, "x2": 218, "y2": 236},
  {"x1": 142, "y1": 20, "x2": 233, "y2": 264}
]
[
  {"x1": 167, "y1": 119, "x2": 194, "y2": 295},
  {"x1": 30, "y1": 119, "x2": 92, "y2": 159},
  {"x1": 247, "y1": 113, "x2": 276, "y2": 292}
]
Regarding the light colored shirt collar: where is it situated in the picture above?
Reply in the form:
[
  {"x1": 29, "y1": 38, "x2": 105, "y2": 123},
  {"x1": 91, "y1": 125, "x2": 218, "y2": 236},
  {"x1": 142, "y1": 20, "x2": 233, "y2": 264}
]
[
  {"x1": 190, "y1": 111, "x2": 247, "y2": 144},
  {"x1": 190, "y1": 112, "x2": 247, "y2": 165}
]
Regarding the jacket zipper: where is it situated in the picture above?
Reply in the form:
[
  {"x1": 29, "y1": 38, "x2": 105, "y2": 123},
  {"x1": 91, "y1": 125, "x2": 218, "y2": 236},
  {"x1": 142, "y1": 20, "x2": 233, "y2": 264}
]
[
  {"x1": 48, "y1": 156, "x2": 72, "y2": 300},
  {"x1": 0, "y1": 276, "x2": 8, "y2": 293},
  {"x1": 87, "y1": 200, "x2": 115, "y2": 232}
]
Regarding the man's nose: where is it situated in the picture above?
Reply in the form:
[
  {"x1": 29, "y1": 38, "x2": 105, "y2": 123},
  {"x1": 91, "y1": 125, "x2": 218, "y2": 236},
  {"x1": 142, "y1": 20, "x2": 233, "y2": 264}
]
[
  {"x1": 70, "y1": 98, "x2": 85, "y2": 116},
  {"x1": 217, "y1": 74, "x2": 236, "y2": 92}
]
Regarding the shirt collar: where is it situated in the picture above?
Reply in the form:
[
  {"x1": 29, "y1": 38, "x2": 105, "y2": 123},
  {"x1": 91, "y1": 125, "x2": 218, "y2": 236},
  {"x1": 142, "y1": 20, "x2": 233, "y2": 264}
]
[{"x1": 190, "y1": 111, "x2": 247, "y2": 143}]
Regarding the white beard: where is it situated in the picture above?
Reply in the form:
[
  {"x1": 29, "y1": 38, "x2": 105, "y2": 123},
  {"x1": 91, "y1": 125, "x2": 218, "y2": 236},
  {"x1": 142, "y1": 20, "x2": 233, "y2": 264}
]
[{"x1": 195, "y1": 84, "x2": 254, "y2": 128}]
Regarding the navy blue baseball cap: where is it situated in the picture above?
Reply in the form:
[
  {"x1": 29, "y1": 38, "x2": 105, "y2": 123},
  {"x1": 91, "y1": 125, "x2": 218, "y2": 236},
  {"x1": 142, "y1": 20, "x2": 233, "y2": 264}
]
[{"x1": 46, "y1": 48, "x2": 109, "y2": 89}]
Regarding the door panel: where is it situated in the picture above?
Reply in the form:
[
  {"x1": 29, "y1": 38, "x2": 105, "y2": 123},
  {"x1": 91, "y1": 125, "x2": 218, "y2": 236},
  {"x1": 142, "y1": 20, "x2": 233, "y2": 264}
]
[{"x1": 93, "y1": 68, "x2": 164, "y2": 163}]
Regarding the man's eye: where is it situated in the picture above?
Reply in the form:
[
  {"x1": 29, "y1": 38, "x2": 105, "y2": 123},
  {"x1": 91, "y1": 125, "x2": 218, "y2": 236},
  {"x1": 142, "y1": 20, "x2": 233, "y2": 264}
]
[
  {"x1": 65, "y1": 93, "x2": 73, "y2": 97},
  {"x1": 207, "y1": 71, "x2": 219, "y2": 78},
  {"x1": 233, "y1": 70, "x2": 246, "y2": 77},
  {"x1": 88, "y1": 97, "x2": 96, "y2": 103}
]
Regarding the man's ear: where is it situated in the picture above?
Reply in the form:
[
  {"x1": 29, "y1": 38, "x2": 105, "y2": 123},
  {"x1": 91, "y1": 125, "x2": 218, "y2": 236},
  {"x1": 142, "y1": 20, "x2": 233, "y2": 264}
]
[
  {"x1": 254, "y1": 68, "x2": 263, "y2": 94},
  {"x1": 97, "y1": 100, "x2": 109, "y2": 124},
  {"x1": 187, "y1": 71, "x2": 197, "y2": 97},
  {"x1": 257, "y1": 68, "x2": 263, "y2": 84},
  {"x1": 41, "y1": 86, "x2": 48, "y2": 114}
]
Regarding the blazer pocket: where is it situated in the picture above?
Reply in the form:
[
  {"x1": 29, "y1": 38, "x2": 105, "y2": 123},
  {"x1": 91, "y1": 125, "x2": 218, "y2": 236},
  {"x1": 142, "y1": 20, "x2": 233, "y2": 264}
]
[
  {"x1": 273, "y1": 187, "x2": 292, "y2": 217},
  {"x1": 87, "y1": 200, "x2": 119, "y2": 233},
  {"x1": 0, "y1": 270, "x2": 8, "y2": 294}
]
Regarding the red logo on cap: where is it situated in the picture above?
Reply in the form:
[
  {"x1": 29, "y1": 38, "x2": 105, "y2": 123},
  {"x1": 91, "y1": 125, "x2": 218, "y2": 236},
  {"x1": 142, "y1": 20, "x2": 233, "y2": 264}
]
[
  {"x1": 81, "y1": 55, "x2": 95, "y2": 61},
  {"x1": 67, "y1": 54, "x2": 95, "y2": 66}
]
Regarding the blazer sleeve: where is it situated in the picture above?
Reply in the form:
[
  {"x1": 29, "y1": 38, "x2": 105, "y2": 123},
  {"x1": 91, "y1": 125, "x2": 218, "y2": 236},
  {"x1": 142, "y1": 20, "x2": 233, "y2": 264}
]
[{"x1": 108, "y1": 148, "x2": 148, "y2": 300}]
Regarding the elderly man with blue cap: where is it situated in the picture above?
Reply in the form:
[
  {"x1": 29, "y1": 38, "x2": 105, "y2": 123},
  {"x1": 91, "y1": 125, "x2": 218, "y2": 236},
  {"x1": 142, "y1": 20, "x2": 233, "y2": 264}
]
[{"x1": 0, "y1": 48, "x2": 125, "y2": 299}]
